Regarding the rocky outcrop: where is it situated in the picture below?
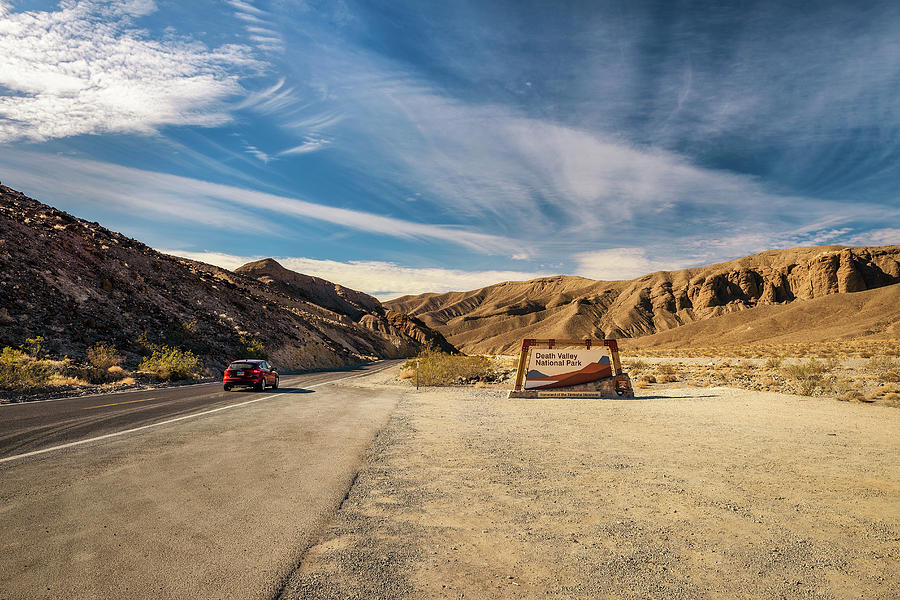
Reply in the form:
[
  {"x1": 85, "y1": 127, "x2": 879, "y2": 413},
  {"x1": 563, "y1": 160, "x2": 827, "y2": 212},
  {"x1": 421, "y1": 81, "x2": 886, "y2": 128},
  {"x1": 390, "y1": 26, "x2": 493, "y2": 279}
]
[
  {"x1": 387, "y1": 245, "x2": 900, "y2": 354},
  {"x1": 235, "y1": 258, "x2": 381, "y2": 320},
  {"x1": 0, "y1": 185, "x2": 454, "y2": 372},
  {"x1": 235, "y1": 258, "x2": 456, "y2": 356}
]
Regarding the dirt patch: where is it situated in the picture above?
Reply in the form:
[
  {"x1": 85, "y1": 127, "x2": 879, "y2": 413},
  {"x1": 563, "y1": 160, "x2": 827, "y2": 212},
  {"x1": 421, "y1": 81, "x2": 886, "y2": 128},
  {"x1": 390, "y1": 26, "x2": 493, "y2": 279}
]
[{"x1": 281, "y1": 381, "x2": 900, "y2": 599}]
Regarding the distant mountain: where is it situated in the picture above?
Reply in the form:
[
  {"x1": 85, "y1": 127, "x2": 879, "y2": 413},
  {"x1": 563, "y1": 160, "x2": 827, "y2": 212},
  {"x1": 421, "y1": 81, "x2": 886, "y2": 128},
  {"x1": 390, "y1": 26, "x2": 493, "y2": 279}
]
[
  {"x1": 0, "y1": 184, "x2": 455, "y2": 373},
  {"x1": 386, "y1": 245, "x2": 900, "y2": 354},
  {"x1": 234, "y1": 258, "x2": 457, "y2": 356}
]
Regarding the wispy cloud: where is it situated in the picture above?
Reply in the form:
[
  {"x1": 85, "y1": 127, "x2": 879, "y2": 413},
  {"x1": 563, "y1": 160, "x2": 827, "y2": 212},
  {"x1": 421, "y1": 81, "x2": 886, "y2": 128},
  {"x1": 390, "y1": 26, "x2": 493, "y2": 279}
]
[
  {"x1": 329, "y1": 78, "x2": 889, "y2": 247},
  {"x1": 0, "y1": 151, "x2": 519, "y2": 255},
  {"x1": 243, "y1": 144, "x2": 271, "y2": 163},
  {"x1": 228, "y1": 0, "x2": 283, "y2": 53},
  {"x1": 159, "y1": 250, "x2": 546, "y2": 300},
  {"x1": 575, "y1": 248, "x2": 695, "y2": 281},
  {"x1": 235, "y1": 77, "x2": 297, "y2": 115},
  {"x1": 0, "y1": 0, "x2": 257, "y2": 142},
  {"x1": 846, "y1": 229, "x2": 900, "y2": 247},
  {"x1": 279, "y1": 136, "x2": 330, "y2": 155}
]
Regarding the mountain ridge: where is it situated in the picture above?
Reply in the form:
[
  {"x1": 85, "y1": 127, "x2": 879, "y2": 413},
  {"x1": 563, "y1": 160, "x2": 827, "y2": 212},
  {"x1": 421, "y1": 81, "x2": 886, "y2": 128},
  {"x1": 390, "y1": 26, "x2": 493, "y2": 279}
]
[{"x1": 386, "y1": 245, "x2": 900, "y2": 354}]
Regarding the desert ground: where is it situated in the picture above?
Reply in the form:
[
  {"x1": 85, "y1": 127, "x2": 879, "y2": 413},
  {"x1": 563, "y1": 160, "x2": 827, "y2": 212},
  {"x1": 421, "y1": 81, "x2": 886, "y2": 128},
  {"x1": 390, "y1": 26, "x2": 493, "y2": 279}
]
[{"x1": 278, "y1": 367, "x2": 899, "y2": 599}]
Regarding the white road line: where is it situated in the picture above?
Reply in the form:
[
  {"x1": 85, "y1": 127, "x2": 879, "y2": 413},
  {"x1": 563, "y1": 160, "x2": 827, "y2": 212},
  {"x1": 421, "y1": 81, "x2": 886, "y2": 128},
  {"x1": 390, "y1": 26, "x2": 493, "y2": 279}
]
[{"x1": 0, "y1": 364, "x2": 397, "y2": 464}]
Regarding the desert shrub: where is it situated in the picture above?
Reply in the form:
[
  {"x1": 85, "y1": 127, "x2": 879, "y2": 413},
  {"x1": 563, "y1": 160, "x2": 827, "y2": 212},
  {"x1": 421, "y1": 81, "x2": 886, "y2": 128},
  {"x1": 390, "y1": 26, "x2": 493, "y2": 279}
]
[
  {"x1": 838, "y1": 389, "x2": 865, "y2": 403},
  {"x1": 625, "y1": 359, "x2": 649, "y2": 372},
  {"x1": 22, "y1": 336, "x2": 44, "y2": 357},
  {"x1": 782, "y1": 359, "x2": 832, "y2": 396},
  {"x1": 0, "y1": 346, "x2": 30, "y2": 389},
  {"x1": 81, "y1": 342, "x2": 126, "y2": 383},
  {"x1": 138, "y1": 345, "x2": 201, "y2": 381},
  {"x1": 864, "y1": 356, "x2": 900, "y2": 383},
  {"x1": 181, "y1": 319, "x2": 198, "y2": 335},
  {"x1": 240, "y1": 335, "x2": 267, "y2": 359},
  {"x1": 87, "y1": 342, "x2": 123, "y2": 370},
  {"x1": 655, "y1": 363, "x2": 679, "y2": 383},
  {"x1": 47, "y1": 375, "x2": 90, "y2": 387},
  {"x1": 866, "y1": 384, "x2": 900, "y2": 407},
  {"x1": 402, "y1": 351, "x2": 497, "y2": 386},
  {"x1": 764, "y1": 356, "x2": 783, "y2": 369},
  {"x1": 0, "y1": 344, "x2": 68, "y2": 390}
]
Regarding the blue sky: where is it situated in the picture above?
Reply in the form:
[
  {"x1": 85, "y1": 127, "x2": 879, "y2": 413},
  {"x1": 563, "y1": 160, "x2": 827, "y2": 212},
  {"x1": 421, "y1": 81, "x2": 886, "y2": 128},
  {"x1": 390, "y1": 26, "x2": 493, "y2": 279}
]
[{"x1": 1, "y1": 0, "x2": 898, "y2": 299}]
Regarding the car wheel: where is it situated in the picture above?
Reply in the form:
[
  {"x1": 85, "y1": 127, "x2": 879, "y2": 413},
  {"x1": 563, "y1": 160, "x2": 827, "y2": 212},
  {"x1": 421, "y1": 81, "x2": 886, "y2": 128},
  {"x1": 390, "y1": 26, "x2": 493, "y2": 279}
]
[
  {"x1": 257, "y1": 377, "x2": 266, "y2": 392},
  {"x1": 273, "y1": 376, "x2": 279, "y2": 389},
  {"x1": 224, "y1": 384, "x2": 232, "y2": 391}
]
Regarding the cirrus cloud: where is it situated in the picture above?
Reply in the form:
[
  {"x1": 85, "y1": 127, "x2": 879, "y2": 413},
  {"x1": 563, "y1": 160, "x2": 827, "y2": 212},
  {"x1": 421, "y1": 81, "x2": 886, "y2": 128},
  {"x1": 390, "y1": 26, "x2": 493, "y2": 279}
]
[
  {"x1": 0, "y1": 0, "x2": 258, "y2": 142},
  {"x1": 159, "y1": 250, "x2": 545, "y2": 300}
]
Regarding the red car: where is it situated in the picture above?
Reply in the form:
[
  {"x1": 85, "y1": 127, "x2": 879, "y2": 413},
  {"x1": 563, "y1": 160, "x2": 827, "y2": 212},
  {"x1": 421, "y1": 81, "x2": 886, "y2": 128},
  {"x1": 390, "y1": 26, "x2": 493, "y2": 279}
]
[{"x1": 223, "y1": 359, "x2": 279, "y2": 391}]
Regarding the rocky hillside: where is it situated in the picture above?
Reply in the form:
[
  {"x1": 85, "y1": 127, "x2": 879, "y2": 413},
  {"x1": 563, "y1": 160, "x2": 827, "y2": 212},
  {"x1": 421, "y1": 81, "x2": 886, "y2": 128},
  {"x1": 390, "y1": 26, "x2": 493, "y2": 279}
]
[
  {"x1": 234, "y1": 258, "x2": 456, "y2": 355},
  {"x1": 0, "y1": 185, "x2": 454, "y2": 373},
  {"x1": 386, "y1": 245, "x2": 900, "y2": 354}
]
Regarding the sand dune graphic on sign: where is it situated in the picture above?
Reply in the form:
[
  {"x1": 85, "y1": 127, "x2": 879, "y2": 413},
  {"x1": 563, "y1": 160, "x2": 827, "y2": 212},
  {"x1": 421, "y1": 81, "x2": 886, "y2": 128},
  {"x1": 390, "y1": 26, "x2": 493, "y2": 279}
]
[{"x1": 524, "y1": 359, "x2": 612, "y2": 390}]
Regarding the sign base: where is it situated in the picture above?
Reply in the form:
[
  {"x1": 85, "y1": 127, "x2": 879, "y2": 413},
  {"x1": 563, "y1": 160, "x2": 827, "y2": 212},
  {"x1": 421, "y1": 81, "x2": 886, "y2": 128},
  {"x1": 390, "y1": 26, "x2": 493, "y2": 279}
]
[{"x1": 509, "y1": 374, "x2": 635, "y2": 399}]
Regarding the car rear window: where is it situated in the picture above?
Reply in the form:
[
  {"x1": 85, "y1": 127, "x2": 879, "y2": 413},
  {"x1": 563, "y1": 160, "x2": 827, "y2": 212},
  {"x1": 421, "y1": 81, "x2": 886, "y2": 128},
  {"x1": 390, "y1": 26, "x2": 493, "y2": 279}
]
[{"x1": 229, "y1": 362, "x2": 257, "y2": 369}]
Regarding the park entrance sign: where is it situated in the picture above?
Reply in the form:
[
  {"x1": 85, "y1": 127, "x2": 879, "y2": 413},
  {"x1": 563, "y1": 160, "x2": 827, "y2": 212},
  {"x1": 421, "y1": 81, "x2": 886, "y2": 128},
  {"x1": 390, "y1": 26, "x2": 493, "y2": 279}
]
[{"x1": 509, "y1": 338, "x2": 634, "y2": 398}]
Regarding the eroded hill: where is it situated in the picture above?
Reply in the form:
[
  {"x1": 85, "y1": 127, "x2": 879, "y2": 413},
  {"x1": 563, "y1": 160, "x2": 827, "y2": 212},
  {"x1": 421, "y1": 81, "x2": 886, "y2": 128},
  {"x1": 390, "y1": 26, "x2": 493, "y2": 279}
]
[
  {"x1": 0, "y1": 185, "x2": 453, "y2": 373},
  {"x1": 386, "y1": 245, "x2": 900, "y2": 354}
]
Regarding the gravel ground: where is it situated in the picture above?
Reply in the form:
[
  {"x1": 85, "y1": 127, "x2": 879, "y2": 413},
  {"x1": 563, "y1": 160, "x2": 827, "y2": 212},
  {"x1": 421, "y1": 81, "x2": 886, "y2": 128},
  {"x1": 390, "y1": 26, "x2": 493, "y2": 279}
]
[{"x1": 281, "y1": 377, "x2": 899, "y2": 599}]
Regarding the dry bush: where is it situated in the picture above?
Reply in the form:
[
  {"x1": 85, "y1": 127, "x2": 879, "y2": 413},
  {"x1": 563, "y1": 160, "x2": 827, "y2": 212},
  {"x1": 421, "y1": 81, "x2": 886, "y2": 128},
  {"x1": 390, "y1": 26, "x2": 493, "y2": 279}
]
[
  {"x1": 119, "y1": 376, "x2": 136, "y2": 386},
  {"x1": 637, "y1": 374, "x2": 657, "y2": 386},
  {"x1": 864, "y1": 356, "x2": 900, "y2": 383},
  {"x1": 402, "y1": 351, "x2": 499, "y2": 386},
  {"x1": 87, "y1": 342, "x2": 123, "y2": 370},
  {"x1": 47, "y1": 375, "x2": 89, "y2": 387},
  {"x1": 781, "y1": 358, "x2": 833, "y2": 396},
  {"x1": 628, "y1": 339, "x2": 900, "y2": 360},
  {"x1": 866, "y1": 384, "x2": 900, "y2": 407},
  {"x1": 624, "y1": 359, "x2": 649, "y2": 372},
  {"x1": 764, "y1": 356, "x2": 783, "y2": 369},
  {"x1": 838, "y1": 389, "x2": 865, "y2": 403},
  {"x1": 81, "y1": 342, "x2": 127, "y2": 383},
  {"x1": 655, "y1": 363, "x2": 680, "y2": 383}
]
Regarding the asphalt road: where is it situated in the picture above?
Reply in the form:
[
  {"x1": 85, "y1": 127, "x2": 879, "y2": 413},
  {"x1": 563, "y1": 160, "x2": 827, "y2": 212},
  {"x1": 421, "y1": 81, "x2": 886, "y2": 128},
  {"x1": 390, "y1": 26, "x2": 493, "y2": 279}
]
[
  {"x1": 0, "y1": 361, "x2": 399, "y2": 461},
  {"x1": 0, "y1": 360, "x2": 404, "y2": 600}
]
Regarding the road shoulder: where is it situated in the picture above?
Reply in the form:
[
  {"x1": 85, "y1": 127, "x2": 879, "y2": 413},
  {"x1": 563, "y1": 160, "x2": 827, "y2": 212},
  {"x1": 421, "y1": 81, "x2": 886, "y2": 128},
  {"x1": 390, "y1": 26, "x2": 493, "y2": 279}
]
[{"x1": 280, "y1": 384, "x2": 900, "y2": 599}]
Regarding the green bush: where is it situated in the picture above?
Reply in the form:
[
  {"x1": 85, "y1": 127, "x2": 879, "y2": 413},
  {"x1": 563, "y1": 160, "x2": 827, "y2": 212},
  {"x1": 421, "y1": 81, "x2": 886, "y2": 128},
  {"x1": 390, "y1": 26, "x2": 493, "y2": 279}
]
[
  {"x1": 138, "y1": 345, "x2": 201, "y2": 381},
  {"x1": 0, "y1": 344, "x2": 66, "y2": 390},
  {"x1": 240, "y1": 335, "x2": 267, "y2": 359}
]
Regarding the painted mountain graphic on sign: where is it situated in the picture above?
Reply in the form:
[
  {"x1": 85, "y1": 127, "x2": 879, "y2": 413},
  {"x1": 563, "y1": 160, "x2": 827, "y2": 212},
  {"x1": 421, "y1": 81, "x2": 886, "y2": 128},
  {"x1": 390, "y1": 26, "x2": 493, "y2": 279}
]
[
  {"x1": 525, "y1": 369, "x2": 548, "y2": 378},
  {"x1": 524, "y1": 357, "x2": 613, "y2": 390}
]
